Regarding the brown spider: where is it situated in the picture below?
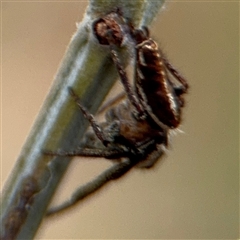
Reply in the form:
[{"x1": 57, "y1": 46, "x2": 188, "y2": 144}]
[{"x1": 46, "y1": 12, "x2": 189, "y2": 168}]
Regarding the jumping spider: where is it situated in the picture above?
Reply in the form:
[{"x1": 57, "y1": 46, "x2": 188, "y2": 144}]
[{"x1": 47, "y1": 13, "x2": 189, "y2": 169}]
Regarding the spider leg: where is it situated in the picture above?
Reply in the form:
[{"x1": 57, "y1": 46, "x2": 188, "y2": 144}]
[
  {"x1": 44, "y1": 146, "x2": 130, "y2": 160},
  {"x1": 46, "y1": 157, "x2": 139, "y2": 216},
  {"x1": 97, "y1": 91, "x2": 125, "y2": 114},
  {"x1": 162, "y1": 55, "x2": 189, "y2": 93},
  {"x1": 161, "y1": 55, "x2": 189, "y2": 107},
  {"x1": 136, "y1": 145, "x2": 165, "y2": 168},
  {"x1": 68, "y1": 87, "x2": 110, "y2": 146},
  {"x1": 109, "y1": 44, "x2": 145, "y2": 118}
]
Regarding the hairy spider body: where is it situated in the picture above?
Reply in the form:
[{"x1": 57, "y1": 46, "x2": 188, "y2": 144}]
[{"x1": 78, "y1": 98, "x2": 167, "y2": 167}]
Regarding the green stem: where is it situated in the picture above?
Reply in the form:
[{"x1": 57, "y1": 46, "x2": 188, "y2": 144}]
[{"x1": 0, "y1": 1, "x2": 165, "y2": 239}]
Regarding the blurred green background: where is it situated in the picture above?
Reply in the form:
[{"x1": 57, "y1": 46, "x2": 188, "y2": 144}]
[{"x1": 2, "y1": 1, "x2": 239, "y2": 239}]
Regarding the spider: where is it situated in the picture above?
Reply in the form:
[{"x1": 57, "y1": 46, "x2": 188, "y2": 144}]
[{"x1": 46, "y1": 13, "x2": 189, "y2": 169}]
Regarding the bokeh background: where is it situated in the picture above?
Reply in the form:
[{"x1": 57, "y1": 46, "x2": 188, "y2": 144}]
[{"x1": 2, "y1": 1, "x2": 239, "y2": 239}]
